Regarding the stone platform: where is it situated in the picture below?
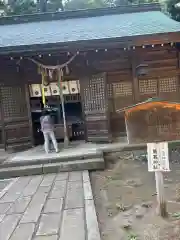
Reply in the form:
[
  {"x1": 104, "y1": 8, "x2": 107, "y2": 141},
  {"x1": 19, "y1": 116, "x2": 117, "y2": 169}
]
[
  {"x1": 0, "y1": 142, "x2": 106, "y2": 178},
  {"x1": 0, "y1": 138, "x2": 150, "y2": 179},
  {"x1": 0, "y1": 171, "x2": 100, "y2": 240}
]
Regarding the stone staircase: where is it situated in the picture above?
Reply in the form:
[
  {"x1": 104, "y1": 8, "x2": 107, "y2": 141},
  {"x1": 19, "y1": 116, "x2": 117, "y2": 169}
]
[{"x1": 0, "y1": 149, "x2": 105, "y2": 179}]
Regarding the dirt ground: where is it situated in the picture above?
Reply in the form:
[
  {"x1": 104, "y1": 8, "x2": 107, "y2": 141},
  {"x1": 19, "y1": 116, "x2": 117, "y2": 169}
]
[{"x1": 90, "y1": 151, "x2": 180, "y2": 240}]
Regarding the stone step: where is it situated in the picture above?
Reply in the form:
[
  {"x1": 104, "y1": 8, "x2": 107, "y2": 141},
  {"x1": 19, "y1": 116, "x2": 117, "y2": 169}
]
[
  {"x1": 0, "y1": 158, "x2": 104, "y2": 179},
  {"x1": 1, "y1": 150, "x2": 103, "y2": 169}
]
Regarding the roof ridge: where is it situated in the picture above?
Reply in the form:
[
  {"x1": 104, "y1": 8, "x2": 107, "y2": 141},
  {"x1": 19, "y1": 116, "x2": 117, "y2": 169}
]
[{"x1": 0, "y1": 3, "x2": 160, "y2": 26}]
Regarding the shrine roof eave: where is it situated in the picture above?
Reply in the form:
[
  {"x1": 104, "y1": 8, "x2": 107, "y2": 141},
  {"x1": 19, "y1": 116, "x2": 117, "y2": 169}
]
[
  {"x1": 0, "y1": 31, "x2": 180, "y2": 56},
  {"x1": 116, "y1": 98, "x2": 180, "y2": 114}
]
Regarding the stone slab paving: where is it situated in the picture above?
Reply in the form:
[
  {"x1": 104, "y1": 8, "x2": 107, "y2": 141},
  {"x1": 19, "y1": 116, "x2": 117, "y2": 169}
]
[{"x1": 0, "y1": 171, "x2": 101, "y2": 240}]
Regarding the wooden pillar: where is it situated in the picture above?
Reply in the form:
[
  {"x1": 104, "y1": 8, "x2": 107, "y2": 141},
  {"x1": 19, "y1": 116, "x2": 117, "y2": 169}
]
[
  {"x1": 0, "y1": 85, "x2": 5, "y2": 150},
  {"x1": 57, "y1": 68, "x2": 69, "y2": 148},
  {"x1": 131, "y1": 51, "x2": 140, "y2": 103},
  {"x1": 177, "y1": 50, "x2": 180, "y2": 101},
  {"x1": 25, "y1": 84, "x2": 34, "y2": 147}
]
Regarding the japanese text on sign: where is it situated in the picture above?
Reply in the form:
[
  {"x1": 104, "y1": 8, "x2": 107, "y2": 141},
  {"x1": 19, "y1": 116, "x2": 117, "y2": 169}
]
[{"x1": 147, "y1": 142, "x2": 170, "y2": 172}]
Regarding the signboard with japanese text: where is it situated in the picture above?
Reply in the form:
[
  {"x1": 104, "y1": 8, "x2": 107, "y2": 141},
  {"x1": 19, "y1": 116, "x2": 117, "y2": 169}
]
[{"x1": 147, "y1": 142, "x2": 170, "y2": 172}]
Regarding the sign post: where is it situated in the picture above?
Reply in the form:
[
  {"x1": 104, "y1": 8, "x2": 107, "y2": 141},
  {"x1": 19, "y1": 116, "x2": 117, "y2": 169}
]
[{"x1": 147, "y1": 142, "x2": 170, "y2": 217}]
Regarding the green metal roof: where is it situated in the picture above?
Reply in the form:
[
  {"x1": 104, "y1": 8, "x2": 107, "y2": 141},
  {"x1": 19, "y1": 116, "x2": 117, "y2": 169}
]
[{"x1": 0, "y1": 9, "x2": 180, "y2": 49}]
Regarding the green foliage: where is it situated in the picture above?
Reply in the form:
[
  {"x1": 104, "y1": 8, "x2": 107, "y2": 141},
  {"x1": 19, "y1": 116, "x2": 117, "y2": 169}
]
[
  {"x1": 64, "y1": 0, "x2": 109, "y2": 10},
  {"x1": 47, "y1": 0, "x2": 64, "y2": 12},
  {"x1": 0, "y1": 0, "x2": 173, "y2": 18},
  {"x1": 5, "y1": 0, "x2": 37, "y2": 15},
  {"x1": 0, "y1": 0, "x2": 5, "y2": 8},
  {"x1": 172, "y1": 212, "x2": 180, "y2": 219},
  {"x1": 166, "y1": 0, "x2": 180, "y2": 21},
  {"x1": 128, "y1": 232, "x2": 138, "y2": 240},
  {"x1": 115, "y1": 0, "x2": 157, "y2": 5}
]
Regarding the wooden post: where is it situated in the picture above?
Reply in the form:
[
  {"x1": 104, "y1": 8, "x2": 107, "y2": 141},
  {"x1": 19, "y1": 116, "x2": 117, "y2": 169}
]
[
  {"x1": 131, "y1": 53, "x2": 140, "y2": 103},
  {"x1": 155, "y1": 171, "x2": 167, "y2": 217},
  {"x1": 147, "y1": 142, "x2": 169, "y2": 218},
  {"x1": 57, "y1": 68, "x2": 69, "y2": 148},
  {"x1": 125, "y1": 117, "x2": 130, "y2": 144}
]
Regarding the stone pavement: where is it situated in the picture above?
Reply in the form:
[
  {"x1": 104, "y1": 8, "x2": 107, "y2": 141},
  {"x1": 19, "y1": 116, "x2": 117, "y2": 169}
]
[
  {"x1": 0, "y1": 179, "x2": 12, "y2": 192},
  {"x1": 0, "y1": 171, "x2": 101, "y2": 240}
]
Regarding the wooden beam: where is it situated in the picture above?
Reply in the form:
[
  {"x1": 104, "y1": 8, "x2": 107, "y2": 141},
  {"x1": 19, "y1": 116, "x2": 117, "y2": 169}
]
[
  {"x1": 0, "y1": 32, "x2": 179, "y2": 56},
  {"x1": 131, "y1": 52, "x2": 139, "y2": 103}
]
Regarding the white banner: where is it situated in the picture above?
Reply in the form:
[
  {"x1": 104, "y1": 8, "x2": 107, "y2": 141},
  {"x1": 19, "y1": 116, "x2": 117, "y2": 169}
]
[{"x1": 147, "y1": 142, "x2": 170, "y2": 172}]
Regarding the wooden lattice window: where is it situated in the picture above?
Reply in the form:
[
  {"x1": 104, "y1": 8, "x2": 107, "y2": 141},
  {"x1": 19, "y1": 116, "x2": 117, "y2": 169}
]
[
  {"x1": 157, "y1": 124, "x2": 170, "y2": 134},
  {"x1": 159, "y1": 77, "x2": 178, "y2": 93},
  {"x1": 139, "y1": 79, "x2": 157, "y2": 95},
  {"x1": 1, "y1": 86, "x2": 28, "y2": 119},
  {"x1": 112, "y1": 82, "x2": 132, "y2": 97},
  {"x1": 83, "y1": 74, "x2": 107, "y2": 112},
  {"x1": 107, "y1": 83, "x2": 113, "y2": 97}
]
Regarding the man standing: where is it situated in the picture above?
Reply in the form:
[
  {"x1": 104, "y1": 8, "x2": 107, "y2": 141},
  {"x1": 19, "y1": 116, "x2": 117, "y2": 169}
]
[{"x1": 40, "y1": 109, "x2": 59, "y2": 153}]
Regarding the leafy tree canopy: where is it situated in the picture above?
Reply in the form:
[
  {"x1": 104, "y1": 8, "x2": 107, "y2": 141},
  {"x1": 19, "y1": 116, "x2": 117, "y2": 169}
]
[
  {"x1": 0, "y1": 0, "x2": 170, "y2": 18},
  {"x1": 166, "y1": 0, "x2": 180, "y2": 21}
]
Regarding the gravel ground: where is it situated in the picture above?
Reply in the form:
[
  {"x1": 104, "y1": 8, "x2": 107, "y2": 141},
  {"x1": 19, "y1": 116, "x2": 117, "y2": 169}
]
[{"x1": 91, "y1": 151, "x2": 180, "y2": 240}]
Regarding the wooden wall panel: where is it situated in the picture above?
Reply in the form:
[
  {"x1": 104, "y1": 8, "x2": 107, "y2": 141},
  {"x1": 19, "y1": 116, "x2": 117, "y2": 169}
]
[
  {"x1": 107, "y1": 70, "x2": 133, "y2": 138},
  {"x1": 0, "y1": 85, "x2": 33, "y2": 150},
  {"x1": 158, "y1": 76, "x2": 179, "y2": 101},
  {"x1": 1, "y1": 86, "x2": 28, "y2": 120},
  {"x1": 139, "y1": 78, "x2": 158, "y2": 101},
  {"x1": 107, "y1": 46, "x2": 180, "y2": 138},
  {"x1": 80, "y1": 73, "x2": 112, "y2": 142},
  {"x1": 0, "y1": 45, "x2": 179, "y2": 143}
]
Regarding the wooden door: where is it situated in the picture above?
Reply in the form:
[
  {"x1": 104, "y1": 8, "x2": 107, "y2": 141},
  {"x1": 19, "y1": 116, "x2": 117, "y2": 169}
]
[
  {"x1": 80, "y1": 73, "x2": 112, "y2": 142},
  {"x1": 0, "y1": 84, "x2": 33, "y2": 150}
]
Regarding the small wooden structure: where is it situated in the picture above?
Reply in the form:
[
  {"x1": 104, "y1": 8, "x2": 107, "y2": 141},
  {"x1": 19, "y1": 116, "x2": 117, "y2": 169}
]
[{"x1": 117, "y1": 98, "x2": 180, "y2": 143}]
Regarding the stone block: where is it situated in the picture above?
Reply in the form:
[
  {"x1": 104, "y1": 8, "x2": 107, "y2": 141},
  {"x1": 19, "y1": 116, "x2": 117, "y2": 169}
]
[
  {"x1": 0, "y1": 177, "x2": 31, "y2": 203},
  {"x1": 42, "y1": 163, "x2": 59, "y2": 174},
  {"x1": 22, "y1": 175, "x2": 43, "y2": 197},
  {"x1": 65, "y1": 181, "x2": 84, "y2": 209},
  {"x1": 36, "y1": 213, "x2": 61, "y2": 236},
  {"x1": 85, "y1": 199, "x2": 101, "y2": 240},
  {"x1": 9, "y1": 223, "x2": 35, "y2": 240},
  {"x1": 0, "y1": 202, "x2": 12, "y2": 214},
  {"x1": 82, "y1": 170, "x2": 90, "y2": 182},
  {"x1": 43, "y1": 198, "x2": 63, "y2": 213},
  {"x1": 60, "y1": 208, "x2": 85, "y2": 240},
  {"x1": 55, "y1": 172, "x2": 69, "y2": 181},
  {"x1": 49, "y1": 180, "x2": 67, "y2": 199},
  {"x1": 40, "y1": 174, "x2": 56, "y2": 187},
  {"x1": 7, "y1": 196, "x2": 31, "y2": 214},
  {"x1": 21, "y1": 192, "x2": 47, "y2": 223},
  {"x1": 0, "y1": 214, "x2": 21, "y2": 240},
  {"x1": 68, "y1": 171, "x2": 82, "y2": 182},
  {"x1": 38, "y1": 186, "x2": 52, "y2": 194},
  {"x1": 0, "y1": 164, "x2": 43, "y2": 179},
  {"x1": 34, "y1": 235, "x2": 58, "y2": 240},
  {"x1": 0, "y1": 214, "x2": 5, "y2": 223},
  {"x1": 43, "y1": 158, "x2": 104, "y2": 174},
  {"x1": 83, "y1": 181, "x2": 93, "y2": 200}
]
